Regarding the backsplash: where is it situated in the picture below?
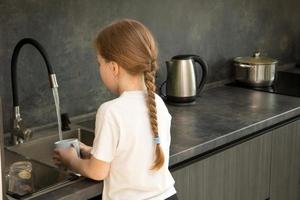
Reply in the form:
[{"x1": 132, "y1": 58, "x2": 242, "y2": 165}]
[{"x1": 0, "y1": 0, "x2": 299, "y2": 132}]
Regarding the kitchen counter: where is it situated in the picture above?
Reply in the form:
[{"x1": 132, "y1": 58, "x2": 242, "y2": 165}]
[
  {"x1": 19, "y1": 83, "x2": 300, "y2": 200},
  {"x1": 168, "y1": 84, "x2": 300, "y2": 167}
]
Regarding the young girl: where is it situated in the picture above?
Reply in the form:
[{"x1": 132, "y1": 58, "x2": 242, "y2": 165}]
[{"x1": 53, "y1": 19, "x2": 178, "y2": 200}]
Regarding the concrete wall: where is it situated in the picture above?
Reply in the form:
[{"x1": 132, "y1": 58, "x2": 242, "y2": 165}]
[{"x1": 0, "y1": 0, "x2": 299, "y2": 132}]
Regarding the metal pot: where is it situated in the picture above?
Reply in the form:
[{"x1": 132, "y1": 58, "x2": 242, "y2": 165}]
[{"x1": 234, "y1": 52, "x2": 278, "y2": 87}]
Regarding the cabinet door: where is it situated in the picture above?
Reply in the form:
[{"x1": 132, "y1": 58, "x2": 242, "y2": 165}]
[
  {"x1": 0, "y1": 98, "x2": 5, "y2": 200},
  {"x1": 270, "y1": 119, "x2": 300, "y2": 200},
  {"x1": 172, "y1": 132, "x2": 271, "y2": 200}
]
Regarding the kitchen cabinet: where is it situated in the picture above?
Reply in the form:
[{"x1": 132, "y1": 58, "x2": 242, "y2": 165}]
[
  {"x1": 172, "y1": 119, "x2": 300, "y2": 200},
  {"x1": 269, "y1": 119, "x2": 300, "y2": 200},
  {"x1": 171, "y1": 131, "x2": 272, "y2": 200},
  {"x1": 0, "y1": 98, "x2": 6, "y2": 200}
]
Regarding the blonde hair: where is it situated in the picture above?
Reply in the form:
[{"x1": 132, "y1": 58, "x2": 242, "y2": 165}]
[{"x1": 94, "y1": 19, "x2": 164, "y2": 171}]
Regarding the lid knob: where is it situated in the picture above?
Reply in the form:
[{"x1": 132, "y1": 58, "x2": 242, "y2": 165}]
[{"x1": 253, "y1": 52, "x2": 260, "y2": 58}]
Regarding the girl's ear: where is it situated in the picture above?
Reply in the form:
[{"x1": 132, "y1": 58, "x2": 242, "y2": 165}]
[{"x1": 109, "y1": 61, "x2": 120, "y2": 78}]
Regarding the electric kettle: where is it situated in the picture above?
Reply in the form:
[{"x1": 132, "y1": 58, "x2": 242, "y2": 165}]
[{"x1": 160, "y1": 55, "x2": 208, "y2": 103}]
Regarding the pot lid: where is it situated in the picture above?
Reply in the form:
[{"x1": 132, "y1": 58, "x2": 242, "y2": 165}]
[{"x1": 234, "y1": 52, "x2": 278, "y2": 65}]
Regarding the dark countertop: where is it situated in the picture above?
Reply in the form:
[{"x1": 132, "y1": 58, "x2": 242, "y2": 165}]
[
  {"x1": 168, "y1": 84, "x2": 300, "y2": 166},
  {"x1": 22, "y1": 83, "x2": 300, "y2": 200}
]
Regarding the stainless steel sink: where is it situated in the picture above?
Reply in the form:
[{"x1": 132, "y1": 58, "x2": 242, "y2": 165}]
[
  {"x1": 76, "y1": 119, "x2": 95, "y2": 130},
  {"x1": 4, "y1": 149, "x2": 78, "y2": 199},
  {"x1": 7, "y1": 128, "x2": 94, "y2": 168},
  {"x1": 5, "y1": 127, "x2": 94, "y2": 199}
]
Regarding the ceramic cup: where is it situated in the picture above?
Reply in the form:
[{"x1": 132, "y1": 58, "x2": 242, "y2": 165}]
[
  {"x1": 54, "y1": 138, "x2": 81, "y2": 176},
  {"x1": 54, "y1": 138, "x2": 80, "y2": 157}
]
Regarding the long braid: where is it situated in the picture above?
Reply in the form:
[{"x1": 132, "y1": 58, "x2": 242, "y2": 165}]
[
  {"x1": 144, "y1": 61, "x2": 165, "y2": 170},
  {"x1": 95, "y1": 19, "x2": 165, "y2": 171}
]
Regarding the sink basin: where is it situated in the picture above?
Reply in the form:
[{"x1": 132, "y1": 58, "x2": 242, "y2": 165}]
[
  {"x1": 5, "y1": 127, "x2": 94, "y2": 199},
  {"x1": 76, "y1": 119, "x2": 95, "y2": 130},
  {"x1": 4, "y1": 149, "x2": 77, "y2": 199},
  {"x1": 8, "y1": 128, "x2": 94, "y2": 168}
]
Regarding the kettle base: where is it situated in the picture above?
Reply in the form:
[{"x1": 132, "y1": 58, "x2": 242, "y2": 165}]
[
  {"x1": 164, "y1": 95, "x2": 196, "y2": 106},
  {"x1": 165, "y1": 100, "x2": 196, "y2": 106}
]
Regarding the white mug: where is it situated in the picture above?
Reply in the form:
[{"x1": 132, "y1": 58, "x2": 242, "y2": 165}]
[
  {"x1": 54, "y1": 138, "x2": 80, "y2": 157},
  {"x1": 54, "y1": 138, "x2": 81, "y2": 176}
]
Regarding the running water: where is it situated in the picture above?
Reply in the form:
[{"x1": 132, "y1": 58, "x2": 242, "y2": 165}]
[{"x1": 52, "y1": 87, "x2": 63, "y2": 141}]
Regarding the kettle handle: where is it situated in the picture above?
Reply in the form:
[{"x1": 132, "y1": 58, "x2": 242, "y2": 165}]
[
  {"x1": 159, "y1": 80, "x2": 167, "y2": 100},
  {"x1": 191, "y1": 55, "x2": 208, "y2": 96}
]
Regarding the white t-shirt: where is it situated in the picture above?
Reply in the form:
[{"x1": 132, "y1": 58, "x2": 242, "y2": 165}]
[{"x1": 91, "y1": 90, "x2": 176, "y2": 200}]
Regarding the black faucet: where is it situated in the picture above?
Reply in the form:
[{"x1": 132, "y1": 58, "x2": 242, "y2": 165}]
[{"x1": 11, "y1": 38, "x2": 59, "y2": 144}]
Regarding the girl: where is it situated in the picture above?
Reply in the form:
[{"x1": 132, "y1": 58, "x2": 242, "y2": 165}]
[{"x1": 53, "y1": 19, "x2": 178, "y2": 200}]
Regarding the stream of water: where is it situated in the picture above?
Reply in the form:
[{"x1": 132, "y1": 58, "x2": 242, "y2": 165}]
[{"x1": 52, "y1": 88, "x2": 62, "y2": 141}]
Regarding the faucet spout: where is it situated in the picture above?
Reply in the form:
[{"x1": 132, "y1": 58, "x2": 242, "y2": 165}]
[{"x1": 10, "y1": 38, "x2": 59, "y2": 144}]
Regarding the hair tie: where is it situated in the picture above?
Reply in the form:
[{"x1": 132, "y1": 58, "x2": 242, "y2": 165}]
[
  {"x1": 148, "y1": 59, "x2": 156, "y2": 71},
  {"x1": 148, "y1": 59, "x2": 156, "y2": 65},
  {"x1": 153, "y1": 136, "x2": 160, "y2": 144}
]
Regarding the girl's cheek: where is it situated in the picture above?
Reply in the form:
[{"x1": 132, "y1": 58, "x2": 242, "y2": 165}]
[
  {"x1": 98, "y1": 65, "x2": 118, "y2": 94},
  {"x1": 99, "y1": 66, "x2": 107, "y2": 83},
  {"x1": 107, "y1": 74, "x2": 117, "y2": 93},
  {"x1": 99, "y1": 67, "x2": 104, "y2": 80},
  {"x1": 101, "y1": 67, "x2": 115, "y2": 92}
]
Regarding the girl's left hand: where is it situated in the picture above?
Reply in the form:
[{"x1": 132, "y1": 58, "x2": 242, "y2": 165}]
[{"x1": 53, "y1": 147, "x2": 78, "y2": 169}]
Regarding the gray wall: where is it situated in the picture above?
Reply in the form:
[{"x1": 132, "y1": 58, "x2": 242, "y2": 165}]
[{"x1": 0, "y1": 0, "x2": 299, "y2": 132}]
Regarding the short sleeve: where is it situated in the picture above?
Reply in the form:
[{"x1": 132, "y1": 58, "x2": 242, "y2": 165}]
[{"x1": 91, "y1": 104, "x2": 119, "y2": 162}]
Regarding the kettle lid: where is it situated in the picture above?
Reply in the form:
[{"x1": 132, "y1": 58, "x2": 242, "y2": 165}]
[{"x1": 172, "y1": 54, "x2": 196, "y2": 60}]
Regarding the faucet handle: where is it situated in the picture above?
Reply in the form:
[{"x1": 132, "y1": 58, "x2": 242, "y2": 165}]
[
  {"x1": 23, "y1": 127, "x2": 32, "y2": 141},
  {"x1": 12, "y1": 118, "x2": 32, "y2": 144},
  {"x1": 61, "y1": 113, "x2": 71, "y2": 131}
]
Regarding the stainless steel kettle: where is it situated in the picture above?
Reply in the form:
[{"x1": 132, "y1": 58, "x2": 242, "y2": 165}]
[{"x1": 160, "y1": 55, "x2": 208, "y2": 103}]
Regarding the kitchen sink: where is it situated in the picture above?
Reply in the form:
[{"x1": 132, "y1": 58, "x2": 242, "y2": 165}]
[
  {"x1": 4, "y1": 149, "x2": 78, "y2": 199},
  {"x1": 76, "y1": 119, "x2": 95, "y2": 130},
  {"x1": 5, "y1": 125, "x2": 95, "y2": 199},
  {"x1": 7, "y1": 127, "x2": 94, "y2": 168}
]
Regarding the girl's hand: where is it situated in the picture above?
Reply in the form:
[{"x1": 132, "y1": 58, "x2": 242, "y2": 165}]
[
  {"x1": 79, "y1": 142, "x2": 92, "y2": 159},
  {"x1": 53, "y1": 147, "x2": 78, "y2": 169}
]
